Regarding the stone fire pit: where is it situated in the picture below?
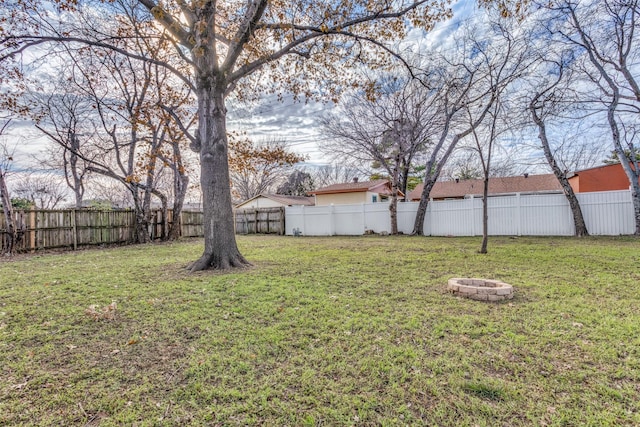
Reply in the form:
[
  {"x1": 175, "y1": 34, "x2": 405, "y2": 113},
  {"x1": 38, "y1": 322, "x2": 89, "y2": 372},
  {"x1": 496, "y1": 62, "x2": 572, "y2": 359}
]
[{"x1": 447, "y1": 278, "x2": 514, "y2": 301}]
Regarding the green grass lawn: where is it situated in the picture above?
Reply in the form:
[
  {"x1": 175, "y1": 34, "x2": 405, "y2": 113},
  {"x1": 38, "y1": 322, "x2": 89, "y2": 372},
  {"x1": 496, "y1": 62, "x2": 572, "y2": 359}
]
[{"x1": 1, "y1": 235, "x2": 639, "y2": 426}]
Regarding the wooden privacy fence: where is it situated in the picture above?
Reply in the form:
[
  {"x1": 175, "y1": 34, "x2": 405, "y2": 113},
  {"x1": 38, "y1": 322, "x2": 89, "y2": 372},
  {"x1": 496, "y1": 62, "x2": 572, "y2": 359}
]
[
  {"x1": 234, "y1": 207, "x2": 285, "y2": 235},
  {"x1": 1, "y1": 209, "x2": 205, "y2": 253}
]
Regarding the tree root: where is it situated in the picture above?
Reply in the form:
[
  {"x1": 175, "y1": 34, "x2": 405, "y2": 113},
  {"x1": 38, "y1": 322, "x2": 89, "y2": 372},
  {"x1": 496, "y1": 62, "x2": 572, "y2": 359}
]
[{"x1": 188, "y1": 251, "x2": 251, "y2": 272}]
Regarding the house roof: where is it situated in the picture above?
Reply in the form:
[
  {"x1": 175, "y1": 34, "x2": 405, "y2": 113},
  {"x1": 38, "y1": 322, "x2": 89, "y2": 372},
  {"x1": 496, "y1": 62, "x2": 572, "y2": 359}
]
[
  {"x1": 408, "y1": 174, "x2": 563, "y2": 200},
  {"x1": 236, "y1": 193, "x2": 315, "y2": 208},
  {"x1": 264, "y1": 194, "x2": 315, "y2": 206},
  {"x1": 309, "y1": 179, "x2": 394, "y2": 195}
]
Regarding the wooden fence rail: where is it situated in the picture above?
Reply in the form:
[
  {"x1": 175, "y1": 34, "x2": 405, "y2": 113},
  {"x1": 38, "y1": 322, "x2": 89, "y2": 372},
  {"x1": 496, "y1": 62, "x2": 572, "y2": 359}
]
[{"x1": 1, "y1": 209, "x2": 205, "y2": 253}]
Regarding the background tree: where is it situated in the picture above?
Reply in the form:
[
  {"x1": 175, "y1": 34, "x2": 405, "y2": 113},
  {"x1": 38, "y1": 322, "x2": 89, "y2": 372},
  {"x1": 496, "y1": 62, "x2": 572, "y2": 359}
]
[
  {"x1": 546, "y1": 0, "x2": 640, "y2": 234},
  {"x1": 229, "y1": 137, "x2": 305, "y2": 202},
  {"x1": 29, "y1": 85, "x2": 95, "y2": 208},
  {"x1": 527, "y1": 56, "x2": 589, "y2": 236},
  {"x1": 321, "y1": 77, "x2": 433, "y2": 234},
  {"x1": 604, "y1": 149, "x2": 640, "y2": 165},
  {"x1": 277, "y1": 170, "x2": 314, "y2": 196},
  {"x1": 309, "y1": 164, "x2": 360, "y2": 188},
  {"x1": 411, "y1": 18, "x2": 524, "y2": 235},
  {"x1": 13, "y1": 174, "x2": 67, "y2": 209},
  {"x1": 0, "y1": 119, "x2": 24, "y2": 255}
]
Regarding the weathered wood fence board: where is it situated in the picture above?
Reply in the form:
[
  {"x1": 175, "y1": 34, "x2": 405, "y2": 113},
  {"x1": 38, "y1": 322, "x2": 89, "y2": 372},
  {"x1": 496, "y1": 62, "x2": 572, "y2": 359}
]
[
  {"x1": 234, "y1": 207, "x2": 285, "y2": 235},
  {"x1": 181, "y1": 210, "x2": 206, "y2": 237},
  {"x1": 1, "y1": 206, "x2": 284, "y2": 253},
  {"x1": 1, "y1": 209, "x2": 205, "y2": 253}
]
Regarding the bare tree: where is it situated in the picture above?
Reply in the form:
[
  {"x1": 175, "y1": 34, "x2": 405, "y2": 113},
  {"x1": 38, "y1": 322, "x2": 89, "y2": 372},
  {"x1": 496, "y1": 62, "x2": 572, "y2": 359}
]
[
  {"x1": 277, "y1": 170, "x2": 314, "y2": 196},
  {"x1": 13, "y1": 174, "x2": 67, "y2": 209},
  {"x1": 412, "y1": 18, "x2": 527, "y2": 235},
  {"x1": 29, "y1": 85, "x2": 95, "y2": 208},
  {"x1": 0, "y1": 119, "x2": 25, "y2": 255},
  {"x1": 548, "y1": 0, "x2": 640, "y2": 234},
  {"x1": 527, "y1": 56, "x2": 590, "y2": 236},
  {"x1": 463, "y1": 19, "x2": 532, "y2": 253},
  {"x1": 309, "y1": 164, "x2": 360, "y2": 188},
  {"x1": 321, "y1": 77, "x2": 433, "y2": 234}
]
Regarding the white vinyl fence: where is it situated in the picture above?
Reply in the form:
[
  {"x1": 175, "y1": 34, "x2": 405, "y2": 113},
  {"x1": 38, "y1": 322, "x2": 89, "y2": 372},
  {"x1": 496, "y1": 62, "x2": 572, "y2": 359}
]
[{"x1": 285, "y1": 190, "x2": 635, "y2": 236}]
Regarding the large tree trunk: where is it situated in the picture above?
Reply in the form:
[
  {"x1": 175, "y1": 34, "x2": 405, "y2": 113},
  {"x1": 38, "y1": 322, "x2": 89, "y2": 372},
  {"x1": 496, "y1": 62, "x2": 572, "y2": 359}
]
[
  {"x1": 412, "y1": 134, "x2": 460, "y2": 235},
  {"x1": 189, "y1": 85, "x2": 250, "y2": 271},
  {"x1": 530, "y1": 105, "x2": 589, "y2": 237},
  {"x1": 412, "y1": 173, "x2": 437, "y2": 236},
  {"x1": 132, "y1": 190, "x2": 151, "y2": 244}
]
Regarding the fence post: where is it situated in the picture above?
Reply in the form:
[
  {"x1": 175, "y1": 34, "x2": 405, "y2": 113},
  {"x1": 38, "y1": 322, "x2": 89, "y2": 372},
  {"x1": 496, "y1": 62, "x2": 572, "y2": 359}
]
[
  {"x1": 329, "y1": 204, "x2": 335, "y2": 236},
  {"x1": 429, "y1": 198, "x2": 434, "y2": 236},
  {"x1": 254, "y1": 209, "x2": 258, "y2": 234},
  {"x1": 362, "y1": 203, "x2": 366, "y2": 234},
  {"x1": 280, "y1": 207, "x2": 285, "y2": 235},
  {"x1": 71, "y1": 209, "x2": 78, "y2": 251},
  {"x1": 469, "y1": 196, "x2": 475, "y2": 236},
  {"x1": 29, "y1": 210, "x2": 36, "y2": 252},
  {"x1": 516, "y1": 192, "x2": 522, "y2": 236}
]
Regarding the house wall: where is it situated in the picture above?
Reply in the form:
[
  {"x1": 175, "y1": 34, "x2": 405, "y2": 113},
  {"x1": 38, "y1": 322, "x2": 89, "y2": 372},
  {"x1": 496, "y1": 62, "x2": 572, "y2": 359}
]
[
  {"x1": 314, "y1": 191, "x2": 386, "y2": 206},
  {"x1": 235, "y1": 197, "x2": 284, "y2": 209},
  {"x1": 315, "y1": 192, "x2": 366, "y2": 206},
  {"x1": 569, "y1": 163, "x2": 637, "y2": 192}
]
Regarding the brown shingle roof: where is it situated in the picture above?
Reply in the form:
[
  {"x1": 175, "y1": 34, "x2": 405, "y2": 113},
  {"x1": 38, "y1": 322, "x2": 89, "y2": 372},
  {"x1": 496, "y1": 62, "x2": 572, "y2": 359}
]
[
  {"x1": 408, "y1": 174, "x2": 562, "y2": 200},
  {"x1": 309, "y1": 179, "x2": 392, "y2": 195}
]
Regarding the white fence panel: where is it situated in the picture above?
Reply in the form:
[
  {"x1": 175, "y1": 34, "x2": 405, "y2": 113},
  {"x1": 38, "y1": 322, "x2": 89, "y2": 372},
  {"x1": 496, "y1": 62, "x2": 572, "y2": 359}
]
[
  {"x1": 578, "y1": 190, "x2": 634, "y2": 235},
  {"x1": 519, "y1": 193, "x2": 574, "y2": 236},
  {"x1": 285, "y1": 205, "x2": 333, "y2": 236},
  {"x1": 333, "y1": 204, "x2": 366, "y2": 235},
  {"x1": 398, "y1": 202, "x2": 418, "y2": 234},
  {"x1": 285, "y1": 190, "x2": 636, "y2": 236},
  {"x1": 363, "y1": 203, "x2": 391, "y2": 234},
  {"x1": 486, "y1": 195, "x2": 519, "y2": 235},
  {"x1": 428, "y1": 198, "x2": 475, "y2": 236}
]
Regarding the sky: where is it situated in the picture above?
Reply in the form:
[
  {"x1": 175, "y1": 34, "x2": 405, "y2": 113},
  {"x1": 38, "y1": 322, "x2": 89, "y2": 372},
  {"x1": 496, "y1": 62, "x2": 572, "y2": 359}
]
[{"x1": 2, "y1": 0, "x2": 573, "y2": 178}]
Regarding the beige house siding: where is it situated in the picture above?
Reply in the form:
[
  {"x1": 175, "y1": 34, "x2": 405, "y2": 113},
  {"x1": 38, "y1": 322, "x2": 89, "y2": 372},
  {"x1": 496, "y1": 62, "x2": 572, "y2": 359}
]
[
  {"x1": 236, "y1": 196, "x2": 285, "y2": 209},
  {"x1": 314, "y1": 191, "x2": 386, "y2": 206}
]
